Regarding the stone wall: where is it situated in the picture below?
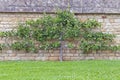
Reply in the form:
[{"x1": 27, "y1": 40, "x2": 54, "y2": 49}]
[
  {"x1": 0, "y1": 13, "x2": 120, "y2": 61},
  {"x1": 0, "y1": 50, "x2": 120, "y2": 61},
  {"x1": 0, "y1": 0, "x2": 120, "y2": 61},
  {"x1": 0, "y1": 0, "x2": 120, "y2": 13}
]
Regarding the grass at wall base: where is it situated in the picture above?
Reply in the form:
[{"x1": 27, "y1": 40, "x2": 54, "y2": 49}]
[
  {"x1": 0, "y1": 10, "x2": 119, "y2": 61},
  {"x1": 0, "y1": 60, "x2": 120, "y2": 80}
]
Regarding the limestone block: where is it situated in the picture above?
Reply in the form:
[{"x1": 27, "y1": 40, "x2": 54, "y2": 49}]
[
  {"x1": 114, "y1": 19, "x2": 120, "y2": 23},
  {"x1": 87, "y1": 54, "x2": 94, "y2": 57},
  {"x1": 25, "y1": 53, "x2": 39, "y2": 57},
  {"x1": 20, "y1": 57, "x2": 35, "y2": 60},
  {"x1": 35, "y1": 57, "x2": 48, "y2": 61},
  {"x1": 117, "y1": 57, "x2": 120, "y2": 60},
  {"x1": 6, "y1": 50, "x2": 13, "y2": 54},
  {"x1": 85, "y1": 57, "x2": 95, "y2": 60},
  {"x1": 5, "y1": 56, "x2": 20, "y2": 60},
  {"x1": 17, "y1": 54, "x2": 26, "y2": 57},
  {"x1": 63, "y1": 57, "x2": 71, "y2": 61},
  {"x1": 73, "y1": 53, "x2": 79, "y2": 57},
  {"x1": 109, "y1": 57, "x2": 117, "y2": 60},
  {"x1": 63, "y1": 53, "x2": 73, "y2": 57},
  {"x1": 35, "y1": 57, "x2": 42, "y2": 60},
  {"x1": 50, "y1": 53, "x2": 59, "y2": 57},
  {"x1": 48, "y1": 57, "x2": 59, "y2": 61},
  {"x1": 0, "y1": 57, "x2": 4, "y2": 61},
  {"x1": 115, "y1": 53, "x2": 120, "y2": 57},
  {"x1": 103, "y1": 56, "x2": 109, "y2": 60},
  {"x1": 98, "y1": 19, "x2": 104, "y2": 23},
  {"x1": 8, "y1": 53, "x2": 17, "y2": 57},
  {"x1": 70, "y1": 57, "x2": 81, "y2": 60}
]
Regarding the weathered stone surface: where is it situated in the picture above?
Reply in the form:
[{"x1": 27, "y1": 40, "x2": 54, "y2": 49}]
[
  {"x1": 6, "y1": 50, "x2": 13, "y2": 54},
  {"x1": 35, "y1": 57, "x2": 48, "y2": 61},
  {"x1": 70, "y1": 7, "x2": 82, "y2": 13},
  {"x1": 0, "y1": 0, "x2": 120, "y2": 13},
  {"x1": 103, "y1": 0, "x2": 120, "y2": 13},
  {"x1": 0, "y1": 13, "x2": 120, "y2": 61},
  {"x1": 48, "y1": 57, "x2": 59, "y2": 61},
  {"x1": 0, "y1": 0, "x2": 69, "y2": 12},
  {"x1": 20, "y1": 57, "x2": 35, "y2": 60},
  {"x1": 47, "y1": 0, "x2": 69, "y2": 7},
  {"x1": 85, "y1": 57, "x2": 95, "y2": 60},
  {"x1": 63, "y1": 57, "x2": 71, "y2": 61},
  {"x1": 71, "y1": 0, "x2": 82, "y2": 7},
  {"x1": 50, "y1": 53, "x2": 59, "y2": 57},
  {"x1": 5, "y1": 56, "x2": 20, "y2": 60},
  {"x1": 82, "y1": 0, "x2": 104, "y2": 13}
]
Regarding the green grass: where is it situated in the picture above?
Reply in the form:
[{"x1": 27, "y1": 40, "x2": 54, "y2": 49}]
[{"x1": 0, "y1": 60, "x2": 120, "y2": 80}]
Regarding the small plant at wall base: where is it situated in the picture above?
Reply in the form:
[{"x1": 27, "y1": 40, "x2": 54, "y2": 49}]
[{"x1": 0, "y1": 10, "x2": 119, "y2": 61}]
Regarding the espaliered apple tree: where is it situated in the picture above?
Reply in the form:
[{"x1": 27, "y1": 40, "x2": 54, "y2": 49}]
[{"x1": 0, "y1": 10, "x2": 119, "y2": 61}]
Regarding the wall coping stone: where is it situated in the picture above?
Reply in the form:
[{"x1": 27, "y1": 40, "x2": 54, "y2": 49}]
[{"x1": 0, "y1": 0, "x2": 119, "y2": 13}]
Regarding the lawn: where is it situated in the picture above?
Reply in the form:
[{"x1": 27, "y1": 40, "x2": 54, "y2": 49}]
[{"x1": 0, "y1": 60, "x2": 120, "y2": 80}]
